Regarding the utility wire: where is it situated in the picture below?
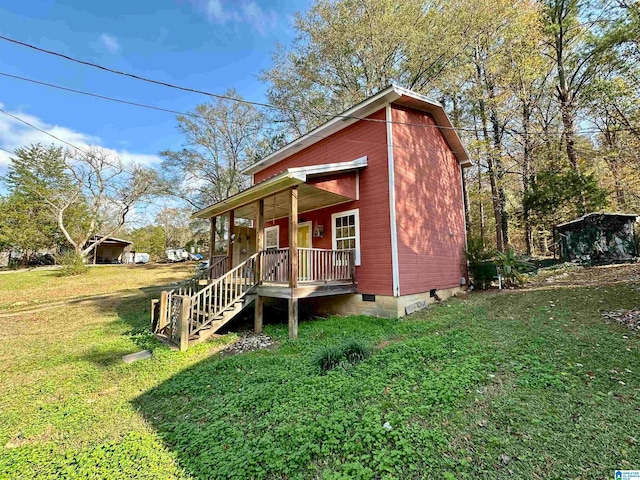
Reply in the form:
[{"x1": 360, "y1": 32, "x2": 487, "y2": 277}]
[
  {"x1": 0, "y1": 34, "x2": 481, "y2": 132},
  {"x1": 0, "y1": 108, "x2": 88, "y2": 154},
  {"x1": 2, "y1": 68, "x2": 639, "y2": 140}
]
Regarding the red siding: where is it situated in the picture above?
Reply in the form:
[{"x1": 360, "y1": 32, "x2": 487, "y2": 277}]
[
  {"x1": 258, "y1": 110, "x2": 393, "y2": 295},
  {"x1": 307, "y1": 172, "x2": 357, "y2": 199},
  {"x1": 391, "y1": 104, "x2": 466, "y2": 295}
]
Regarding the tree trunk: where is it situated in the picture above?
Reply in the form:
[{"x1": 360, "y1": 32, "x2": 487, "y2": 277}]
[
  {"x1": 474, "y1": 59, "x2": 504, "y2": 251},
  {"x1": 559, "y1": 96, "x2": 579, "y2": 171},
  {"x1": 522, "y1": 101, "x2": 534, "y2": 255},
  {"x1": 489, "y1": 105, "x2": 509, "y2": 248}
]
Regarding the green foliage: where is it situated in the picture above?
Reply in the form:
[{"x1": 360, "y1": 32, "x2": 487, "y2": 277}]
[
  {"x1": 2, "y1": 265, "x2": 640, "y2": 478},
  {"x1": 0, "y1": 193, "x2": 59, "y2": 258},
  {"x1": 464, "y1": 237, "x2": 497, "y2": 289},
  {"x1": 313, "y1": 337, "x2": 371, "y2": 372},
  {"x1": 523, "y1": 170, "x2": 608, "y2": 226},
  {"x1": 56, "y1": 251, "x2": 88, "y2": 276},
  {"x1": 494, "y1": 248, "x2": 534, "y2": 286},
  {"x1": 129, "y1": 225, "x2": 167, "y2": 260}
]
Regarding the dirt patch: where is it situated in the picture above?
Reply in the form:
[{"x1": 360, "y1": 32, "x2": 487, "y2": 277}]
[
  {"x1": 601, "y1": 309, "x2": 640, "y2": 332},
  {"x1": 525, "y1": 263, "x2": 640, "y2": 289}
]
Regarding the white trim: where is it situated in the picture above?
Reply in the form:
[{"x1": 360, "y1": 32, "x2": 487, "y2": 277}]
[
  {"x1": 331, "y1": 208, "x2": 361, "y2": 266},
  {"x1": 460, "y1": 165, "x2": 468, "y2": 251},
  {"x1": 264, "y1": 225, "x2": 279, "y2": 249},
  {"x1": 297, "y1": 221, "x2": 312, "y2": 248},
  {"x1": 386, "y1": 105, "x2": 400, "y2": 297},
  {"x1": 288, "y1": 156, "x2": 367, "y2": 178},
  {"x1": 355, "y1": 170, "x2": 360, "y2": 201},
  {"x1": 193, "y1": 158, "x2": 367, "y2": 219},
  {"x1": 243, "y1": 84, "x2": 470, "y2": 176}
]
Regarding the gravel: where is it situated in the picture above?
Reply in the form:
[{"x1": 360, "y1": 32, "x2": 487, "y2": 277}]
[{"x1": 222, "y1": 332, "x2": 275, "y2": 355}]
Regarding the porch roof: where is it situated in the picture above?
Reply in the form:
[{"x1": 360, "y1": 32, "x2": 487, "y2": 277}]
[{"x1": 192, "y1": 157, "x2": 367, "y2": 220}]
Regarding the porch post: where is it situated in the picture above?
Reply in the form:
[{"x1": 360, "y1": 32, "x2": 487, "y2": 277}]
[
  {"x1": 208, "y1": 216, "x2": 216, "y2": 279},
  {"x1": 255, "y1": 199, "x2": 264, "y2": 282},
  {"x1": 254, "y1": 199, "x2": 264, "y2": 334},
  {"x1": 289, "y1": 186, "x2": 298, "y2": 289},
  {"x1": 288, "y1": 186, "x2": 299, "y2": 339},
  {"x1": 227, "y1": 210, "x2": 234, "y2": 271}
]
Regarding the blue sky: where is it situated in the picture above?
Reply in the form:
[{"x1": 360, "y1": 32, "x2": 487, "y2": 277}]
[{"x1": 0, "y1": 0, "x2": 307, "y2": 174}]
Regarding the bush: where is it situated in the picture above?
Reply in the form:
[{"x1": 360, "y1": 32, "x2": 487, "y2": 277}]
[
  {"x1": 464, "y1": 237, "x2": 497, "y2": 290},
  {"x1": 495, "y1": 248, "x2": 534, "y2": 287},
  {"x1": 313, "y1": 338, "x2": 371, "y2": 373},
  {"x1": 56, "y1": 251, "x2": 89, "y2": 276}
]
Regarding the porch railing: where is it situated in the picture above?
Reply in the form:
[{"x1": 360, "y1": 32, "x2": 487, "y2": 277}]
[
  {"x1": 260, "y1": 247, "x2": 355, "y2": 284},
  {"x1": 209, "y1": 254, "x2": 228, "y2": 279},
  {"x1": 261, "y1": 248, "x2": 290, "y2": 283}
]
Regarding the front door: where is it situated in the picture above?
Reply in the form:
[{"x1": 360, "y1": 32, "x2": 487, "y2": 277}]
[{"x1": 298, "y1": 222, "x2": 312, "y2": 281}]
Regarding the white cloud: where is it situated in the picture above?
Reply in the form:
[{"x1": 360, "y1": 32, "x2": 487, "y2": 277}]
[
  {"x1": 99, "y1": 33, "x2": 120, "y2": 54},
  {"x1": 202, "y1": 0, "x2": 277, "y2": 35},
  {"x1": 0, "y1": 106, "x2": 161, "y2": 168}
]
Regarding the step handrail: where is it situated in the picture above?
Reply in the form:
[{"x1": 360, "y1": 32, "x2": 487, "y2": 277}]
[{"x1": 189, "y1": 252, "x2": 260, "y2": 337}]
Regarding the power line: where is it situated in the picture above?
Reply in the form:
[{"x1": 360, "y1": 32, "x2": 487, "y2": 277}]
[
  {"x1": 0, "y1": 108, "x2": 87, "y2": 154},
  {"x1": 0, "y1": 34, "x2": 482, "y2": 133},
  {"x1": 0, "y1": 145, "x2": 14, "y2": 155},
  {"x1": 0, "y1": 71, "x2": 204, "y2": 120}
]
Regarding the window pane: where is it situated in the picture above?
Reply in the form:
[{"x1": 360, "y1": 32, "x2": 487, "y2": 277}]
[
  {"x1": 348, "y1": 215, "x2": 355, "y2": 226},
  {"x1": 336, "y1": 217, "x2": 342, "y2": 228},
  {"x1": 348, "y1": 226, "x2": 355, "y2": 237},
  {"x1": 348, "y1": 239, "x2": 356, "y2": 249}
]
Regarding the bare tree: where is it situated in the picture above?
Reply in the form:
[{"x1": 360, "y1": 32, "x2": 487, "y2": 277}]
[{"x1": 4, "y1": 144, "x2": 159, "y2": 258}]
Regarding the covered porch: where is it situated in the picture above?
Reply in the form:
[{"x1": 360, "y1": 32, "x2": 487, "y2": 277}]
[{"x1": 193, "y1": 159, "x2": 365, "y2": 338}]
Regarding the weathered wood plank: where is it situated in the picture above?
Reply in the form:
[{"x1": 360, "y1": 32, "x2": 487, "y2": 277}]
[{"x1": 289, "y1": 186, "x2": 298, "y2": 289}]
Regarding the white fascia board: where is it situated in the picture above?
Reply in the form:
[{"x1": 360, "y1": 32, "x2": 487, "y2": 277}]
[
  {"x1": 287, "y1": 156, "x2": 368, "y2": 179},
  {"x1": 243, "y1": 87, "x2": 400, "y2": 175}
]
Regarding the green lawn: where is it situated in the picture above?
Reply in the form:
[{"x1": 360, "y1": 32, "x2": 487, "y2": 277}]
[
  {"x1": 1, "y1": 266, "x2": 639, "y2": 478},
  {"x1": 0, "y1": 264, "x2": 193, "y2": 311}
]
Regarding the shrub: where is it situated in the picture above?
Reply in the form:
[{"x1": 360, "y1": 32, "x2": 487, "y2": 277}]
[
  {"x1": 56, "y1": 251, "x2": 89, "y2": 276},
  {"x1": 494, "y1": 248, "x2": 534, "y2": 287},
  {"x1": 464, "y1": 237, "x2": 496, "y2": 289},
  {"x1": 313, "y1": 338, "x2": 371, "y2": 373}
]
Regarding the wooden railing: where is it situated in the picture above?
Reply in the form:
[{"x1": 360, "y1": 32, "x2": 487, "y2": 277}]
[
  {"x1": 209, "y1": 254, "x2": 228, "y2": 279},
  {"x1": 260, "y1": 248, "x2": 355, "y2": 284},
  {"x1": 261, "y1": 248, "x2": 290, "y2": 283},
  {"x1": 189, "y1": 252, "x2": 259, "y2": 339},
  {"x1": 298, "y1": 248, "x2": 355, "y2": 283}
]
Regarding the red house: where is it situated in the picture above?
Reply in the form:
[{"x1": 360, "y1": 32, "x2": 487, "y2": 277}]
[{"x1": 154, "y1": 85, "x2": 471, "y2": 349}]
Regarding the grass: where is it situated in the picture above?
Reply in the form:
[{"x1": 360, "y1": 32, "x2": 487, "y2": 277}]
[
  {"x1": 0, "y1": 264, "x2": 639, "y2": 478},
  {"x1": 0, "y1": 263, "x2": 193, "y2": 311}
]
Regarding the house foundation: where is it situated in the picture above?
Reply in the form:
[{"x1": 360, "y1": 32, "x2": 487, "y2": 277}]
[{"x1": 306, "y1": 286, "x2": 464, "y2": 319}]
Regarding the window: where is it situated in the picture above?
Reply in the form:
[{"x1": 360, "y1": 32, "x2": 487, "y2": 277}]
[
  {"x1": 264, "y1": 225, "x2": 279, "y2": 250},
  {"x1": 332, "y1": 208, "x2": 361, "y2": 265}
]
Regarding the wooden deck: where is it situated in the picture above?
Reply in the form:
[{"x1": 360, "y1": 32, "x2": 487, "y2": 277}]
[{"x1": 257, "y1": 280, "x2": 357, "y2": 299}]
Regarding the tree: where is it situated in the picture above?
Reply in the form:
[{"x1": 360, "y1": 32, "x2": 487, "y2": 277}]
[
  {"x1": 155, "y1": 207, "x2": 193, "y2": 248},
  {"x1": 4, "y1": 144, "x2": 160, "y2": 259},
  {"x1": 261, "y1": 0, "x2": 470, "y2": 135},
  {"x1": 0, "y1": 193, "x2": 59, "y2": 262},
  {"x1": 128, "y1": 225, "x2": 166, "y2": 260},
  {"x1": 160, "y1": 89, "x2": 267, "y2": 210},
  {"x1": 543, "y1": 0, "x2": 632, "y2": 171}
]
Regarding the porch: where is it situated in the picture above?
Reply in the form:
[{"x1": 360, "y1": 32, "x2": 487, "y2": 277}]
[{"x1": 153, "y1": 160, "x2": 364, "y2": 349}]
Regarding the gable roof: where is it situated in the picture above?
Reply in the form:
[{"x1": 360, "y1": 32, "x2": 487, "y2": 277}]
[{"x1": 243, "y1": 85, "x2": 471, "y2": 176}]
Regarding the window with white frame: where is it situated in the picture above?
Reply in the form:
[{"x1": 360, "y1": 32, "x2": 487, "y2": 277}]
[
  {"x1": 264, "y1": 225, "x2": 279, "y2": 250},
  {"x1": 331, "y1": 208, "x2": 361, "y2": 265}
]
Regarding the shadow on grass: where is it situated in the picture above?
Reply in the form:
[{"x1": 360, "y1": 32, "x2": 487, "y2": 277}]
[{"x1": 130, "y1": 309, "x2": 491, "y2": 479}]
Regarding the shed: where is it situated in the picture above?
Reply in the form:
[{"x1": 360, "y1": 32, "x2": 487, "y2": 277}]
[
  {"x1": 555, "y1": 213, "x2": 638, "y2": 263},
  {"x1": 86, "y1": 236, "x2": 133, "y2": 264}
]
